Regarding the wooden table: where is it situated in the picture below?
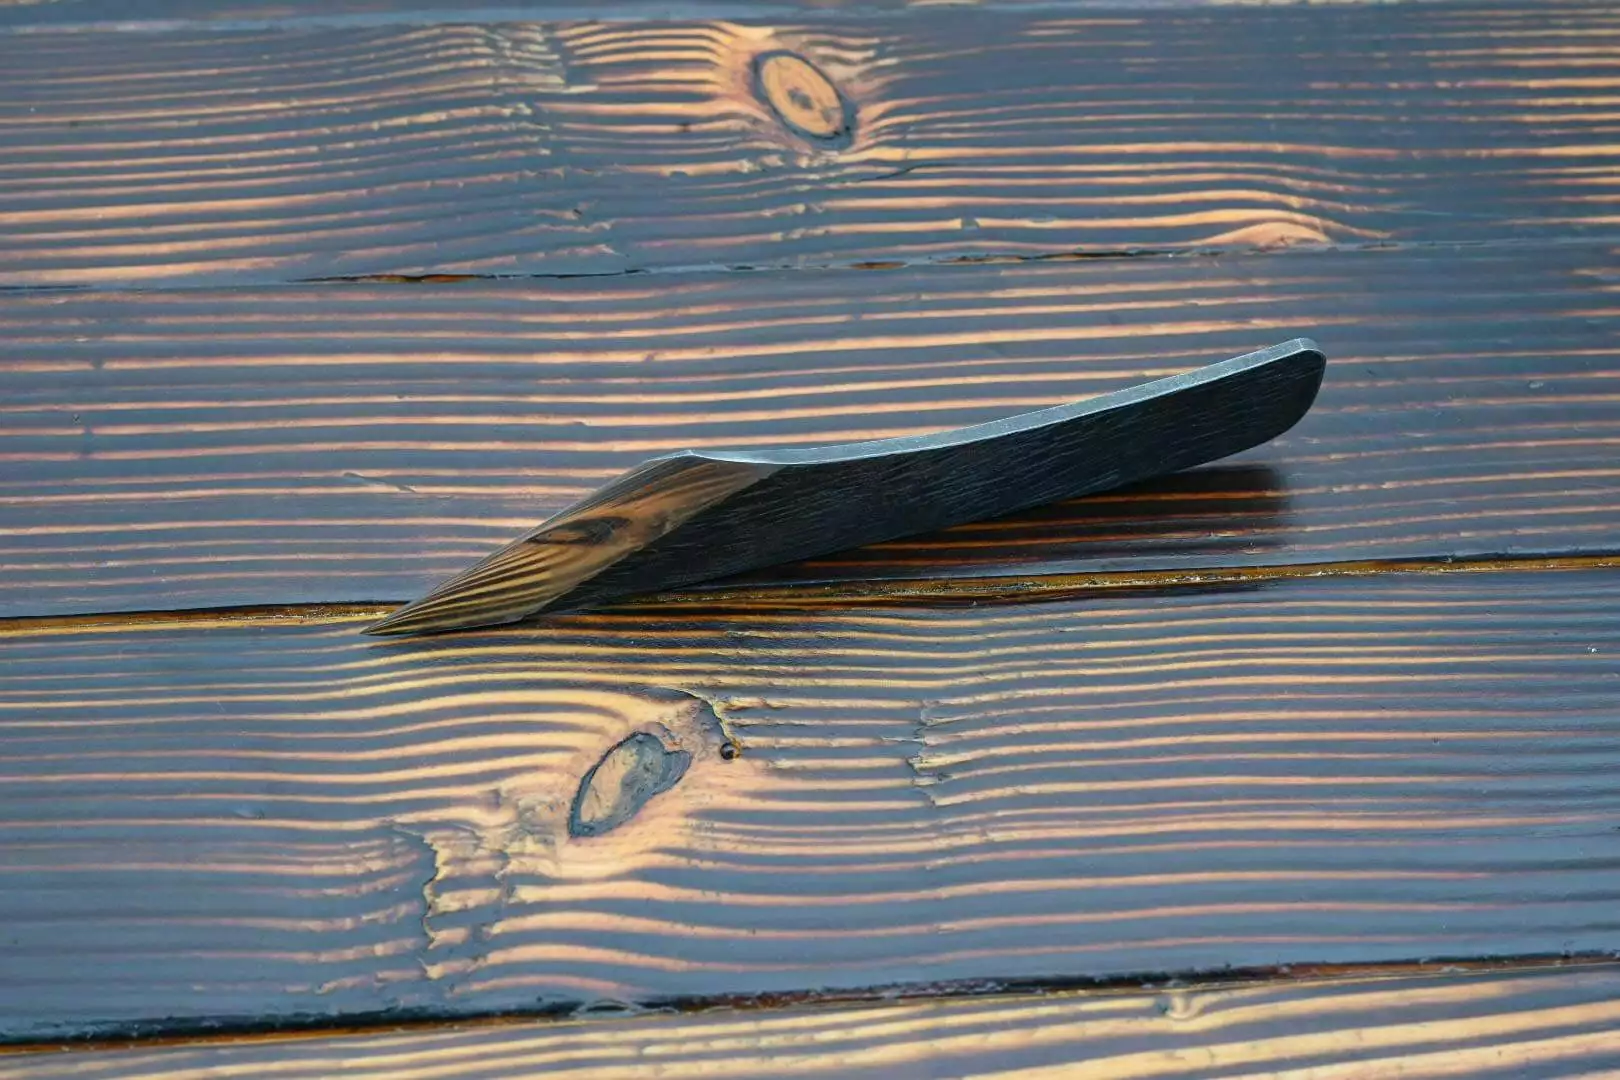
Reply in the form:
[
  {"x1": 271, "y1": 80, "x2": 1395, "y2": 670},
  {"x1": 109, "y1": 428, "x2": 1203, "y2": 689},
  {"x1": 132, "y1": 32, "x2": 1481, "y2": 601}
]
[{"x1": 3, "y1": 0, "x2": 1620, "y2": 1074}]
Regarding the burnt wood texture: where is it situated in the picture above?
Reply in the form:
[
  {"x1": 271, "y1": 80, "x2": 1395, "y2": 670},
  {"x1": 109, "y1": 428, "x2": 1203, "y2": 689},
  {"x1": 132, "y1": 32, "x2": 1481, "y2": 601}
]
[
  {"x1": 1, "y1": 3, "x2": 1619, "y2": 285},
  {"x1": 6, "y1": 244, "x2": 1620, "y2": 618},
  {"x1": 0, "y1": 0, "x2": 1484, "y2": 25},
  {"x1": 5, "y1": 0, "x2": 1620, "y2": 1068},
  {"x1": 2, "y1": 568, "x2": 1619, "y2": 1041},
  {"x1": 368, "y1": 341, "x2": 1323, "y2": 633},
  {"x1": 6, "y1": 967, "x2": 1620, "y2": 1079}
]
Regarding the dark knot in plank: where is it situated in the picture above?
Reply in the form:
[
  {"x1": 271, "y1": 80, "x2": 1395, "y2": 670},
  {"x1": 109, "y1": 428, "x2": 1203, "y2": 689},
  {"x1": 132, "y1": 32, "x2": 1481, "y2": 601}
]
[
  {"x1": 569, "y1": 731, "x2": 692, "y2": 839},
  {"x1": 753, "y1": 51, "x2": 853, "y2": 148}
]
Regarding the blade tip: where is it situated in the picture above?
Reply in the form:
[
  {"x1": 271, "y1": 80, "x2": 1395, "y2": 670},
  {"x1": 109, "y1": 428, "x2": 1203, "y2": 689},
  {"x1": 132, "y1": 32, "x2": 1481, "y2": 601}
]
[
  {"x1": 363, "y1": 605, "x2": 430, "y2": 636},
  {"x1": 362, "y1": 598, "x2": 512, "y2": 636}
]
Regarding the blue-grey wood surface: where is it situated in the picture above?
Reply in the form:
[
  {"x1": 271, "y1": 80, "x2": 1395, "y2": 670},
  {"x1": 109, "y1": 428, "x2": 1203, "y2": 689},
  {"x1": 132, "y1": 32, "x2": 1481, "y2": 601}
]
[{"x1": 2, "y1": 0, "x2": 1619, "y2": 1066}]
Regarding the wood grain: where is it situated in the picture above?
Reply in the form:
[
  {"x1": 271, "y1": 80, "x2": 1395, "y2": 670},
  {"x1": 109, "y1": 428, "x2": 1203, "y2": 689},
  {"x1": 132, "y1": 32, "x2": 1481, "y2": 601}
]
[
  {"x1": 6, "y1": 967, "x2": 1620, "y2": 1078},
  {"x1": 5, "y1": 244, "x2": 1620, "y2": 617},
  {"x1": 0, "y1": 0, "x2": 1472, "y2": 34},
  {"x1": 5, "y1": 2, "x2": 1620, "y2": 285},
  {"x1": 2, "y1": 567, "x2": 1618, "y2": 1041}
]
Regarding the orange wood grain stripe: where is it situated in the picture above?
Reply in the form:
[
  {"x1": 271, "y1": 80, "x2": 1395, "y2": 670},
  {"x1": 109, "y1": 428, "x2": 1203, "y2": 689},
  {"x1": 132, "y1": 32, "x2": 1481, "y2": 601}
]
[
  {"x1": 1, "y1": 567, "x2": 1617, "y2": 1041},
  {"x1": 2, "y1": 3, "x2": 1620, "y2": 284},
  {"x1": 4, "y1": 244, "x2": 1620, "y2": 616}
]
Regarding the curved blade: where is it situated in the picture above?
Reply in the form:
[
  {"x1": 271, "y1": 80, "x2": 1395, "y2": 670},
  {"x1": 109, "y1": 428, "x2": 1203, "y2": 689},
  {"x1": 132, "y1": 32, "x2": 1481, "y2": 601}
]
[{"x1": 367, "y1": 338, "x2": 1325, "y2": 635}]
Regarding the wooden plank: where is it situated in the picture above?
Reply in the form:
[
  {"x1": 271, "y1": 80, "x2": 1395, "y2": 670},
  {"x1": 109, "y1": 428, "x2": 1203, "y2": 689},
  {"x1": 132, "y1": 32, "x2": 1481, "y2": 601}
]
[
  {"x1": 5, "y1": 244, "x2": 1620, "y2": 617},
  {"x1": 0, "y1": 24, "x2": 581, "y2": 287},
  {"x1": 4, "y1": 2, "x2": 1620, "y2": 285},
  {"x1": 0, "y1": 0, "x2": 1472, "y2": 33},
  {"x1": 6, "y1": 967, "x2": 1620, "y2": 1078},
  {"x1": 2, "y1": 566, "x2": 1618, "y2": 1042}
]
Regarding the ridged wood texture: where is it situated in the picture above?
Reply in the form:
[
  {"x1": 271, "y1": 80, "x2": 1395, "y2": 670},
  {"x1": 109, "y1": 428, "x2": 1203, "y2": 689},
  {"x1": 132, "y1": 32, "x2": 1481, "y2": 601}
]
[
  {"x1": 5, "y1": 244, "x2": 1619, "y2": 617},
  {"x1": 6, "y1": 968, "x2": 1620, "y2": 1079},
  {"x1": 3, "y1": 2, "x2": 1619, "y2": 285},
  {"x1": 2, "y1": 568, "x2": 1617, "y2": 1041},
  {"x1": 0, "y1": 0, "x2": 1490, "y2": 33},
  {"x1": 6, "y1": 0, "x2": 1620, "y2": 1065}
]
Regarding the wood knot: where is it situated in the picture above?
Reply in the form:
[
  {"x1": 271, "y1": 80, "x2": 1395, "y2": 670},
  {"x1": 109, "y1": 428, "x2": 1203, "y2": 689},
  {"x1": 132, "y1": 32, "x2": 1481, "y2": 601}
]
[
  {"x1": 753, "y1": 51, "x2": 853, "y2": 147},
  {"x1": 569, "y1": 731, "x2": 691, "y2": 839}
]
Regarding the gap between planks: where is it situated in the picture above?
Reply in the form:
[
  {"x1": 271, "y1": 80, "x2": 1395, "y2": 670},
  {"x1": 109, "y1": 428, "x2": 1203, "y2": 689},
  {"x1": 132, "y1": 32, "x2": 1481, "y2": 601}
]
[
  {"x1": 1, "y1": 552, "x2": 1619, "y2": 636},
  {"x1": 0, "y1": 956, "x2": 1617, "y2": 1059},
  {"x1": 4, "y1": 964, "x2": 1620, "y2": 1079},
  {"x1": 6, "y1": 233, "x2": 1617, "y2": 300}
]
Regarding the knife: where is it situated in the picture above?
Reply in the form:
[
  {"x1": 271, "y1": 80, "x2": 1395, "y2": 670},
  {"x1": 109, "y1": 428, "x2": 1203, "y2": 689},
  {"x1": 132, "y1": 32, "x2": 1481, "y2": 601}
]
[{"x1": 366, "y1": 338, "x2": 1325, "y2": 635}]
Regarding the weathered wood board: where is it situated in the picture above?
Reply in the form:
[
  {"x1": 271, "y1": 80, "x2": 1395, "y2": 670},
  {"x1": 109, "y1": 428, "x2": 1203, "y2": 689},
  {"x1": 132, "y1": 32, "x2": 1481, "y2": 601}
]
[
  {"x1": 3, "y1": 2, "x2": 1619, "y2": 285},
  {"x1": 6, "y1": 967, "x2": 1620, "y2": 1079},
  {"x1": 4, "y1": 0, "x2": 1620, "y2": 1068},
  {"x1": 5, "y1": 244, "x2": 1619, "y2": 617},
  {"x1": 2, "y1": 567, "x2": 1617, "y2": 1042},
  {"x1": 0, "y1": 0, "x2": 1500, "y2": 32}
]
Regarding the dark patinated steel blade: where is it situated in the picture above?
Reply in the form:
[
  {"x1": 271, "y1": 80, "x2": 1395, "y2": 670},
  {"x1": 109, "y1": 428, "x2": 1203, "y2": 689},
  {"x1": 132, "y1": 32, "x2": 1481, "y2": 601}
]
[{"x1": 367, "y1": 338, "x2": 1326, "y2": 635}]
